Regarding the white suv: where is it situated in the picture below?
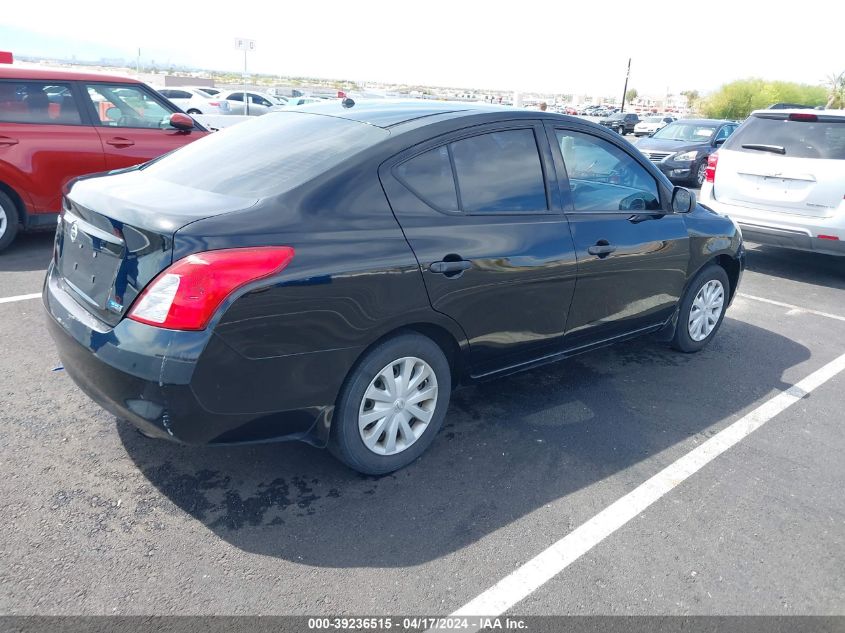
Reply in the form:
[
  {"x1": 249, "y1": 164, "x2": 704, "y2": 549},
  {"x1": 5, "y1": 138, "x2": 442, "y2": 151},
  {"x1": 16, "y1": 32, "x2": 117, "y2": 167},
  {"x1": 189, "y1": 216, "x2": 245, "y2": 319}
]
[{"x1": 699, "y1": 109, "x2": 845, "y2": 256}]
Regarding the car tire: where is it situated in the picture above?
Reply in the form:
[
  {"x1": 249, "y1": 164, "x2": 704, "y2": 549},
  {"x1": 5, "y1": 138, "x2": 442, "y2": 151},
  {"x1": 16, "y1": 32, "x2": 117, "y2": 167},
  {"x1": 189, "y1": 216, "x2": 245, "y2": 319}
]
[
  {"x1": 187, "y1": 108, "x2": 202, "y2": 115},
  {"x1": 329, "y1": 332, "x2": 452, "y2": 475},
  {"x1": 672, "y1": 264, "x2": 730, "y2": 353},
  {"x1": 617, "y1": 126, "x2": 625, "y2": 135},
  {"x1": 0, "y1": 189, "x2": 20, "y2": 253},
  {"x1": 695, "y1": 160, "x2": 708, "y2": 187}
]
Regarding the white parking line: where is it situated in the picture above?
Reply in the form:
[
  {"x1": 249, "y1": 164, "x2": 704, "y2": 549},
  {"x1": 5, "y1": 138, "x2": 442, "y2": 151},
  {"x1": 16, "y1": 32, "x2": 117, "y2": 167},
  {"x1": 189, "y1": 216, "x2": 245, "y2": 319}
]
[
  {"x1": 0, "y1": 292, "x2": 41, "y2": 305},
  {"x1": 739, "y1": 293, "x2": 845, "y2": 323},
  {"x1": 450, "y1": 351, "x2": 845, "y2": 622}
]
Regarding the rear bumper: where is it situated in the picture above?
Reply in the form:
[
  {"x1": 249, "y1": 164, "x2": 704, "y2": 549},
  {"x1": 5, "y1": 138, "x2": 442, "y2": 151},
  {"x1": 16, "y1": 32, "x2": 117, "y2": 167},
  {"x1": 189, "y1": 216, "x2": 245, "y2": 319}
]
[
  {"x1": 700, "y1": 184, "x2": 845, "y2": 256},
  {"x1": 43, "y1": 265, "x2": 354, "y2": 446}
]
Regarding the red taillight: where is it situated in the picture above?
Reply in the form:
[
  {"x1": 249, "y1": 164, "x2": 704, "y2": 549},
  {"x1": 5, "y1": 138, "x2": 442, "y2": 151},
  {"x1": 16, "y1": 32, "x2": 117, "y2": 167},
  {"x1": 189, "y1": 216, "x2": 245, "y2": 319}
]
[
  {"x1": 705, "y1": 153, "x2": 718, "y2": 183},
  {"x1": 208, "y1": 101, "x2": 220, "y2": 106},
  {"x1": 128, "y1": 247, "x2": 295, "y2": 330},
  {"x1": 817, "y1": 235, "x2": 840, "y2": 241},
  {"x1": 788, "y1": 113, "x2": 818, "y2": 122}
]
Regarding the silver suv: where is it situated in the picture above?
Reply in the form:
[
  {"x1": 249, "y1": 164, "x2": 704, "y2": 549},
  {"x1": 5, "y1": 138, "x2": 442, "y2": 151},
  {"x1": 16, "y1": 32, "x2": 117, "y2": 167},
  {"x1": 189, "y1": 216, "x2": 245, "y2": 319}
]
[{"x1": 699, "y1": 109, "x2": 845, "y2": 256}]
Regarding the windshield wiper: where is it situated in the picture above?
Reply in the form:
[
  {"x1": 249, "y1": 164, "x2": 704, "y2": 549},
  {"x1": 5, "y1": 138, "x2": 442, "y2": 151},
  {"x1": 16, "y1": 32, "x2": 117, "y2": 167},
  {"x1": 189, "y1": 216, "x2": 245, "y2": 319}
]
[{"x1": 741, "y1": 144, "x2": 786, "y2": 154}]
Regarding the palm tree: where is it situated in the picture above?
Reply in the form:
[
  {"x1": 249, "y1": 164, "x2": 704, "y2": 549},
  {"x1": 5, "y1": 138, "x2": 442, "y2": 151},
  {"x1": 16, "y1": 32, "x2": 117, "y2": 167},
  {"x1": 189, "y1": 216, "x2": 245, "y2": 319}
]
[{"x1": 824, "y1": 71, "x2": 844, "y2": 109}]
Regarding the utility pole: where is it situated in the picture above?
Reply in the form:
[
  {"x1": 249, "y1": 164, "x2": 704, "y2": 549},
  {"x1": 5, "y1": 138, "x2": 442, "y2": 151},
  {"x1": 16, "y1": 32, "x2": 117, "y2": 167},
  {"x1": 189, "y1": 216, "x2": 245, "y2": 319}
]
[{"x1": 621, "y1": 57, "x2": 631, "y2": 113}]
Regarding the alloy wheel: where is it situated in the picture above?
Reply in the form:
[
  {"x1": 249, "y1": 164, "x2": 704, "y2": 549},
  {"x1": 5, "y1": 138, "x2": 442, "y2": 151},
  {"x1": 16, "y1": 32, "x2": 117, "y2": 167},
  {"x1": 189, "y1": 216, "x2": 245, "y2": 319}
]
[
  {"x1": 0, "y1": 201, "x2": 6, "y2": 239},
  {"x1": 696, "y1": 161, "x2": 707, "y2": 186},
  {"x1": 688, "y1": 279, "x2": 724, "y2": 342},
  {"x1": 358, "y1": 356, "x2": 438, "y2": 456}
]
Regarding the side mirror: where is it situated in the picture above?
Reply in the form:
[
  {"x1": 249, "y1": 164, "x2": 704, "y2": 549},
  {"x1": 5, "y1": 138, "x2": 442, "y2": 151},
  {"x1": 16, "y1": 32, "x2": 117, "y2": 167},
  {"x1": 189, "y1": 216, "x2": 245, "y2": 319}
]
[
  {"x1": 105, "y1": 106, "x2": 121, "y2": 122},
  {"x1": 671, "y1": 186, "x2": 696, "y2": 214},
  {"x1": 714, "y1": 137, "x2": 726, "y2": 146},
  {"x1": 169, "y1": 112, "x2": 194, "y2": 131}
]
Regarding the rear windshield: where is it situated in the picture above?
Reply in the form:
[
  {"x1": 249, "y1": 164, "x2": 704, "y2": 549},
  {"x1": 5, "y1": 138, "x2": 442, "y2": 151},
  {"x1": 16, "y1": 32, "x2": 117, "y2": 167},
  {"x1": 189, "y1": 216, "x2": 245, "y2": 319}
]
[
  {"x1": 141, "y1": 112, "x2": 389, "y2": 197},
  {"x1": 724, "y1": 116, "x2": 845, "y2": 160}
]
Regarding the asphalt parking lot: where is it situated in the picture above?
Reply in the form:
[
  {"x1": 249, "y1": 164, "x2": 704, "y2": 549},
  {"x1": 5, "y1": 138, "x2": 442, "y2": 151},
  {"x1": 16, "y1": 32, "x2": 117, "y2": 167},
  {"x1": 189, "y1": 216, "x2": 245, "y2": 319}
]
[{"x1": 1, "y1": 231, "x2": 844, "y2": 617}]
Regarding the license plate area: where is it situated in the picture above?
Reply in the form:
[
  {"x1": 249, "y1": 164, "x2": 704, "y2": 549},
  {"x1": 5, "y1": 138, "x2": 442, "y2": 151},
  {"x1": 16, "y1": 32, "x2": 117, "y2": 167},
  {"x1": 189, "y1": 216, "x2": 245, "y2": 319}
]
[{"x1": 58, "y1": 216, "x2": 124, "y2": 310}]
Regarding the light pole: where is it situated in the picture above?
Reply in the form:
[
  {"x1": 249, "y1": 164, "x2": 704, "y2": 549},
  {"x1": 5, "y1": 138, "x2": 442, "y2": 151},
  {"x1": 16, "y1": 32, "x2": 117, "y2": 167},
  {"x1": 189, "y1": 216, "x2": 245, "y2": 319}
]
[{"x1": 621, "y1": 58, "x2": 631, "y2": 113}]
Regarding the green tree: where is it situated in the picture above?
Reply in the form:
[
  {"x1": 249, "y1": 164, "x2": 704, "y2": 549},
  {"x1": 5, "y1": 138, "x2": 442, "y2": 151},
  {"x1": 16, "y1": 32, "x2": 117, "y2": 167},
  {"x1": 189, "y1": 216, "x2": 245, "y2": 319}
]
[
  {"x1": 701, "y1": 78, "x2": 827, "y2": 119},
  {"x1": 625, "y1": 88, "x2": 638, "y2": 104}
]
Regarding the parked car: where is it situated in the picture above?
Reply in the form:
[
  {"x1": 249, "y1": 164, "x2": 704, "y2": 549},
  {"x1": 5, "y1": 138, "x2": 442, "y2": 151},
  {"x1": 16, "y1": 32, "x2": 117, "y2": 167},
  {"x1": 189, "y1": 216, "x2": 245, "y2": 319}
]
[
  {"x1": 0, "y1": 66, "x2": 207, "y2": 252},
  {"x1": 45, "y1": 101, "x2": 744, "y2": 475},
  {"x1": 158, "y1": 87, "x2": 232, "y2": 115},
  {"x1": 634, "y1": 116, "x2": 676, "y2": 137},
  {"x1": 699, "y1": 109, "x2": 845, "y2": 256},
  {"x1": 216, "y1": 90, "x2": 286, "y2": 116},
  {"x1": 285, "y1": 96, "x2": 326, "y2": 107},
  {"x1": 767, "y1": 102, "x2": 819, "y2": 110},
  {"x1": 635, "y1": 119, "x2": 739, "y2": 186},
  {"x1": 599, "y1": 112, "x2": 641, "y2": 135}
]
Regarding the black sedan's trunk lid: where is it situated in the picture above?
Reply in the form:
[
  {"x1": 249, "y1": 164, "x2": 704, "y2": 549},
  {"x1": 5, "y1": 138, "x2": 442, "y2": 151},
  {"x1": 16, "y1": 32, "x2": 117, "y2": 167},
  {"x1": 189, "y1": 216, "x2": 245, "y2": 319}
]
[{"x1": 54, "y1": 168, "x2": 257, "y2": 327}]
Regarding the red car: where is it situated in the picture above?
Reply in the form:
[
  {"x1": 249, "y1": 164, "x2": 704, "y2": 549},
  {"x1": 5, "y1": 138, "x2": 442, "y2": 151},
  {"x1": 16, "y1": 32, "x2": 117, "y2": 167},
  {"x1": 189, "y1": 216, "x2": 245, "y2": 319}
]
[{"x1": 0, "y1": 66, "x2": 207, "y2": 251}]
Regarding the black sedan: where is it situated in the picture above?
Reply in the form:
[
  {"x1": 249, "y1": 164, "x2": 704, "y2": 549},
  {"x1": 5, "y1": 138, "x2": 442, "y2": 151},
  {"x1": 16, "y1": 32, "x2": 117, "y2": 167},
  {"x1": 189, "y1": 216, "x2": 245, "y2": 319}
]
[
  {"x1": 598, "y1": 112, "x2": 641, "y2": 135},
  {"x1": 635, "y1": 119, "x2": 740, "y2": 186},
  {"x1": 44, "y1": 101, "x2": 744, "y2": 475}
]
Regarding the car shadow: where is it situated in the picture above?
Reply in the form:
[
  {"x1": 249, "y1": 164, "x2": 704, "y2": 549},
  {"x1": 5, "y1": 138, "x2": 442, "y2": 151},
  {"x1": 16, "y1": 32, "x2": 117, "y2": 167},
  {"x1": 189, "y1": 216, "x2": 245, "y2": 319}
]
[
  {"x1": 745, "y1": 243, "x2": 845, "y2": 288},
  {"x1": 0, "y1": 232, "x2": 55, "y2": 273},
  {"x1": 119, "y1": 318, "x2": 809, "y2": 568}
]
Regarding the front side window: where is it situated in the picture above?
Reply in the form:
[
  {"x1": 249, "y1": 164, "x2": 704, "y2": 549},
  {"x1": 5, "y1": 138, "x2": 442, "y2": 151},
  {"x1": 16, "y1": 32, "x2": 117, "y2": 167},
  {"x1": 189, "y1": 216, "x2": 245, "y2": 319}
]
[
  {"x1": 85, "y1": 84, "x2": 176, "y2": 129},
  {"x1": 714, "y1": 125, "x2": 733, "y2": 142},
  {"x1": 249, "y1": 94, "x2": 272, "y2": 107},
  {"x1": 0, "y1": 81, "x2": 81, "y2": 125},
  {"x1": 451, "y1": 129, "x2": 547, "y2": 212},
  {"x1": 556, "y1": 130, "x2": 660, "y2": 212}
]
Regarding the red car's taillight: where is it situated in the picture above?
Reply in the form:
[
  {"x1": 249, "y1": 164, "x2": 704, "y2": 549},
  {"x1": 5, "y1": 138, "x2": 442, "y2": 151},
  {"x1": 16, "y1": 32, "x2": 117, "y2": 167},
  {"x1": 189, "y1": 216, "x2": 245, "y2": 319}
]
[
  {"x1": 128, "y1": 247, "x2": 295, "y2": 330},
  {"x1": 705, "y1": 153, "x2": 719, "y2": 183}
]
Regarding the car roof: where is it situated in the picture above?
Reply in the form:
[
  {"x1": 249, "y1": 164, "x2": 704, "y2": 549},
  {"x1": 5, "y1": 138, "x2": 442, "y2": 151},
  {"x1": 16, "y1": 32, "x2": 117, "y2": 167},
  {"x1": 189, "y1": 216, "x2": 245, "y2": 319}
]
[
  {"x1": 293, "y1": 99, "x2": 507, "y2": 128},
  {"x1": 750, "y1": 108, "x2": 845, "y2": 119},
  {"x1": 0, "y1": 65, "x2": 140, "y2": 83}
]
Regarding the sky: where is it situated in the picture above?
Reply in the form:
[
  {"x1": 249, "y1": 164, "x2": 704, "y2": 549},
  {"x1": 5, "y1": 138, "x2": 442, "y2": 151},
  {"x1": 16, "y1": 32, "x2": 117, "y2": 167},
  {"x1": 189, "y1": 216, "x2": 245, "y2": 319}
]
[{"x1": 2, "y1": 1, "x2": 842, "y2": 96}]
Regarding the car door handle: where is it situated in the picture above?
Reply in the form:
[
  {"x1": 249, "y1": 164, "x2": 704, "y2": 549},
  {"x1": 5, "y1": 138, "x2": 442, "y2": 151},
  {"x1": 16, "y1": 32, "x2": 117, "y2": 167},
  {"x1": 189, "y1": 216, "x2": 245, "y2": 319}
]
[
  {"x1": 587, "y1": 242, "x2": 617, "y2": 257},
  {"x1": 105, "y1": 137, "x2": 135, "y2": 148},
  {"x1": 429, "y1": 260, "x2": 472, "y2": 275},
  {"x1": 0, "y1": 135, "x2": 19, "y2": 146}
]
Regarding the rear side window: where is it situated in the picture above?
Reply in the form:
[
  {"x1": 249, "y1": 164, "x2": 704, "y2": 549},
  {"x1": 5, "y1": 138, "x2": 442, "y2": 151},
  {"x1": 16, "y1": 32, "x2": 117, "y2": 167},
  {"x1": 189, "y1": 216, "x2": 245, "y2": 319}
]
[
  {"x1": 0, "y1": 81, "x2": 81, "y2": 125},
  {"x1": 725, "y1": 116, "x2": 845, "y2": 160},
  {"x1": 141, "y1": 111, "x2": 389, "y2": 197},
  {"x1": 395, "y1": 129, "x2": 548, "y2": 213},
  {"x1": 451, "y1": 130, "x2": 547, "y2": 212},
  {"x1": 396, "y1": 146, "x2": 459, "y2": 211}
]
